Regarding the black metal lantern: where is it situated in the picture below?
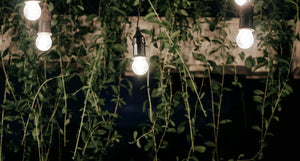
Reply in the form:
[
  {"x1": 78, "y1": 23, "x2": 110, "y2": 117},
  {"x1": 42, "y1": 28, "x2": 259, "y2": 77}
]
[
  {"x1": 39, "y1": 2, "x2": 51, "y2": 33},
  {"x1": 132, "y1": 27, "x2": 146, "y2": 57},
  {"x1": 239, "y1": 3, "x2": 253, "y2": 29}
]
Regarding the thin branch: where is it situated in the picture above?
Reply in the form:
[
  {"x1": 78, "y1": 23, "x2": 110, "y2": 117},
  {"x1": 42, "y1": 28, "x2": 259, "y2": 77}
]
[
  {"x1": 73, "y1": 44, "x2": 101, "y2": 158},
  {"x1": 148, "y1": 0, "x2": 207, "y2": 117},
  {"x1": 59, "y1": 50, "x2": 68, "y2": 147},
  {"x1": 22, "y1": 74, "x2": 71, "y2": 144},
  {"x1": 147, "y1": 71, "x2": 153, "y2": 122}
]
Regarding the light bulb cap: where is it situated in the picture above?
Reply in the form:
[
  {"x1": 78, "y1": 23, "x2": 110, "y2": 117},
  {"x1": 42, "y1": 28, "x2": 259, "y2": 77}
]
[
  {"x1": 239, "y1": 3, "x2": 253, "y2": 29},
  {"x1": 238, "y1": 28, "x2": 254, "y2": 32},
  {"x1": 38, "y1": 3, "x2": 51, "y2": 33},
  {"x1": 132, "y1": 27, "x2": 146, "y2": 57}
]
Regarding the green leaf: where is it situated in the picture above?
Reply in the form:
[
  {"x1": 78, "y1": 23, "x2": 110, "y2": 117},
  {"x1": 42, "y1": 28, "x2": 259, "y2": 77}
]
[
  {"x1": 252, "y1": 125, "x2": 261, "y2": 132},
  {"x1": 133, "y1": 131, "x2": 138, "y2": 140},
  {"x1": 48, "y1": 2, "x2": 54, "y2": 12},
  {"x1": 254, "y1": 90, "x2": 264, "y2": 95},
  {"x1": 110, "y1": 6, "x2": 126, "y2": 16},
  {"x1": 38, "y1": 93, "x2": 45, "y2": 102},
  {"x1": 223, "y1": 87, "x2": 232, "y2": 92},
  {"x1": 167, "y1": 128, "x2": 176, "y2": 133},
  {"x1": 207, "y1": 60, "x2": 217, "y2": 70},
  {"x1": 200, "y1": 92, "x2": 205, "y2": 99},
  {"x1": 2, "y1": 48, "x2": 9, "y2": 57},
  {"x1": 171, "y1": 30, "x2": 181, "y2": 39},
  {"x1": 253, "y1": 95, "x2": 263, "y2": 103},
  {"x1": 194, "y1": 146, "x2": 206, "y2": 153},
  {"x1": 177, "y1": 122, "x2": 186, "y2": 134},
  {"x1": 169, "y1": 119, "x2": 175, "y2": 127},
  {"x1": 4, "y1": 116, "x2": 18, "y2": 121},
  {"x1": 239, "y1": 52, "x2": 245, "y2": 60},
  {"x1": 77, "y1": 5, "x2": 84, "y2": 11},
  {"x1": 133, "y1": 0, "x2": 139, "y2": 6},
  {"x1": 179, "y1": 9, "x2": 188, "y2": 16},
  {"x1": 257, "y1": 106, "x2": 264, "y2": 115},
  {"x1": 245, "y1": 56, "x2": 256, "y2": 69},
  {"x1": 67, "y1": 0, "x2": 72, "y2": 4},
  {"x1": 144, "y1": 12, "x2": 156, "y2": 21},
  {"x1": 142, "y1": 100, "x2": 148, "y2": 112},
  {"x1": 285, "y1": 84, "x2": 293, "y2": 94},
  {"x1": 219, "y1": 119, "x2": 232, "y2": 124},
  {"x1": 65, "y1": 119, "x2": 70, "y2": 126},
  {"x1": 238, "y1": 154, "x2": 245, "y2": 159},
  {"x1": 226, "y1": 55, "x2": 235, "y2": 64},
  {"x1": 192, "y1": 52, "x2": 206, "y2": 62},
  {"x1": 86, "y1": 14, "x2": 97, "y2": 22},
  {"x1": 157, "y1": 32, "x2": 168, "y2": 39},
  {"x1": 98, "y1": 129, "x2": 107, "y2": 135},
  {"x1": 204, "y1": 141, "x2": 215, "y2": 147},
  {"x1": 144, "y1": 142, "x2": 153, "y2": 151},
  {"x1": 151, "y1": 87, "x2": 165, "y2": 98},
  {"x1": 136, "y1": 139, "x2": 141, "y2": 148}
]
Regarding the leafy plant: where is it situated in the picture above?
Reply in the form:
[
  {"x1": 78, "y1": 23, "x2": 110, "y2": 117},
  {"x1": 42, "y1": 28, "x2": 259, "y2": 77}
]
[{"x1": 0, "y1": 0, "x2": 297, "y2": 161}]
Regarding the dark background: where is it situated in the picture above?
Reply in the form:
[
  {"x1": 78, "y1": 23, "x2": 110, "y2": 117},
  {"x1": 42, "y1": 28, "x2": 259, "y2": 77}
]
[
  {"x1": 107, "y1": 75, "x2": 300, "y2": 161},
  {"x1": 1, "y1": 71, "x2": 299, "y2": 161}
]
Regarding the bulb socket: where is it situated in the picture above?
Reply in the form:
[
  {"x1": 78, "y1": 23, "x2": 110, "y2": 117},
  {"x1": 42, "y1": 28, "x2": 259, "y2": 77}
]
[
  {"x1": 132, "y1": 27, "x2": 146, "y2": 57},
  {"x1": 38, "y1": 3, "x2": 51, "y2": 33},
  {"x1": 239, "y1": 3, "x2": 253, "y2": 29}
]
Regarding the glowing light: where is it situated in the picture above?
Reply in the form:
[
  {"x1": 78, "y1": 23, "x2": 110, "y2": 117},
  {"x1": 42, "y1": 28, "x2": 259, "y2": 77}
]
[
  {"x1": 24, "y1": 1, "x2": 41, "y2": 21},
  {"x1": 36, "y1": 32, "x2": 52, "y2": 51},
  {"x1": 236, "y1": 28, "x2": 254, "y2": 49},
  {"x1": 234, "y1": 0, "x2": 250, "y2": 6},
  {"x1": 132, "y1": 56, "x2": 149, "y2": 76}
]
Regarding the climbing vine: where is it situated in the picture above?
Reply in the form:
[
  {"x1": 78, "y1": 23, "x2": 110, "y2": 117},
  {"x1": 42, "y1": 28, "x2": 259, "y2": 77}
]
[{"x1": 0, "y1": 0, "x2": 298, "y2": 161}]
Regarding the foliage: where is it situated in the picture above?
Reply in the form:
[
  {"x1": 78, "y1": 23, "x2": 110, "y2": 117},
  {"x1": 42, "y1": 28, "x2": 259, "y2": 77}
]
[{"x1": 0, "y1": 0, "x2": 297, "y2": 161}]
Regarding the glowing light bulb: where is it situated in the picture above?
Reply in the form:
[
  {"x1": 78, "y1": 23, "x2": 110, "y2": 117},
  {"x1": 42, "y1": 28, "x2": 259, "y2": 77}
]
[
  {"x1": 234, "y1": 0, "x2": 250, "y2": 6},
  {"x1": 132, "y1": 56, "x2": 149, "y2": 75},
  {"x1": 236, "y1": 28, "x2": 254, "y2": 49},
  {"x1": 24, "y1": 1, "x2": 41, "y2": 21},
  {"x1": 36, "y1": 32, "x2": 52, "y2": 51}
]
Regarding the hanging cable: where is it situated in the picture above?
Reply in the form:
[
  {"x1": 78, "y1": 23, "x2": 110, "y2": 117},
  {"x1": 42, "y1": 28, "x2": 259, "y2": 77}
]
[{"x1": 137, "y1": 0, "x2": 141, "y2": 28}]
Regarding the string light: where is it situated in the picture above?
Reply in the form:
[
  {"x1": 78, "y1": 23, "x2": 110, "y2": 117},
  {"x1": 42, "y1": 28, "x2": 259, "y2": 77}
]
[
  {"x1": 132, "y1": 0, "x2": 149, "y2": 76},
  {"x1": 36, "y1": 1, "x2": 52, "y2": 51},
  {"x1": 236, "y1": 2, "x2": 254, "y2": 49},
  {"x1": 24, "y1": 0, "x2": 41, "y2": 21}
]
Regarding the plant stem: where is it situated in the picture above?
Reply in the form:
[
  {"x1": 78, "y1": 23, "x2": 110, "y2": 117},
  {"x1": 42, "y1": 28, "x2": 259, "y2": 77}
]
[
  {"x1": 45, "y1": 123, "x2": 53, "y2": 161},
  {"x1": 147, "y1": 71, "x2": 153, "y2": 122},
  {"x1": 0, "y1": 35, "x2": 7, "y2": 161},
  {"x1": 73, "y1": 45, "x2": 101, "y2": 159},
  {"x1": 59, "y1": 51, "x2": 68, "y2": 147},
  {"x1": 207, "y1": 63, "x2": 218, "y2": 161},
  {"x1": 148, "y1": 0, "x2": 207, "y2": 117},
  {"x1": 22, "y1": 74, "x2": 71, "y2": 145},
  {"x1": 0, "y1": 109, "x2": 4, "y2": 161}
]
